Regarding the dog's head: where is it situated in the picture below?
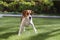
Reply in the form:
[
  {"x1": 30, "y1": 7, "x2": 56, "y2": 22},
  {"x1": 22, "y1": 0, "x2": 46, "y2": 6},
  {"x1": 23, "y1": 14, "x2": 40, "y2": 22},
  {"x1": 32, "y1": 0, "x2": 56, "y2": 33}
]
[{"x1": 22, "y1": 10, "x2": 33, "y2": 17}]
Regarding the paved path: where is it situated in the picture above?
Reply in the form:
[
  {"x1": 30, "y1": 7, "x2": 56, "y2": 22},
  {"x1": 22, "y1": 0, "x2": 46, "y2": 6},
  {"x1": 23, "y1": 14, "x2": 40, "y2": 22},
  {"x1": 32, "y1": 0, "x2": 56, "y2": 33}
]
[{"x1": 0, "y1": 14, "x2": 60, "y2": 18}]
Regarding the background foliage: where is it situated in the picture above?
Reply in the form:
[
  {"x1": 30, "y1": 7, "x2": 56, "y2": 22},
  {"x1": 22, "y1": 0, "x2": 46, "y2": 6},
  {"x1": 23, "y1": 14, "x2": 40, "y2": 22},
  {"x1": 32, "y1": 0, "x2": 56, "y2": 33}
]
[{"x1": 0, "y1": 0, "x2": 58, "y2": 15}]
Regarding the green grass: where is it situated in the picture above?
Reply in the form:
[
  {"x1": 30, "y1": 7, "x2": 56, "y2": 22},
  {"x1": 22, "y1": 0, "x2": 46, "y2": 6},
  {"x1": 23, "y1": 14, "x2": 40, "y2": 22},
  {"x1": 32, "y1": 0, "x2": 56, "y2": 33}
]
[{"x1": 0, "y1": 17, "x2": 60, "y2": 40}]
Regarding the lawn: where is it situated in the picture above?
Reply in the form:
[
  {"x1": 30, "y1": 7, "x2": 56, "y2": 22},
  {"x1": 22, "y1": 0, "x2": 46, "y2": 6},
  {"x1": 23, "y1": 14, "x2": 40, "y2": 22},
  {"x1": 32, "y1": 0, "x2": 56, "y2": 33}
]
[{"x1": 0, "y1": 17, "x2": 60, "y2": 40}]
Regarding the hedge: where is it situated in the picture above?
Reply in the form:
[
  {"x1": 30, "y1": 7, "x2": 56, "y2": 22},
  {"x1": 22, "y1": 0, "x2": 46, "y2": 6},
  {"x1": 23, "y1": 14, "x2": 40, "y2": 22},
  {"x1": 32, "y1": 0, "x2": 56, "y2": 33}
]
[{"x1": 0, "y1": 0, "x2": 54, "y2": 14}]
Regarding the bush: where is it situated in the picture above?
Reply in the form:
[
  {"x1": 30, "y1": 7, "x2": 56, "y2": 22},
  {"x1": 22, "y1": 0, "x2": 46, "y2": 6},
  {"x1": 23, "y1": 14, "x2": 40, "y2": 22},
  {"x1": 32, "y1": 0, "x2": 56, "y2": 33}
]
[
  {"x1": 0, "y1": 0, "x2": 54, "y2": 14},
  {"x1": 18, "y1": 2, "x2": 35, "y2": 12}
]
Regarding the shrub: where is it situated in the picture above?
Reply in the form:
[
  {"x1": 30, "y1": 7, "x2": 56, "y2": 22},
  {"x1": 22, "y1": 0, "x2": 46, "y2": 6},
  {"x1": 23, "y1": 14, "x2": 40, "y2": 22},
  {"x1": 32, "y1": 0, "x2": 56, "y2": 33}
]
[{"x1": 0, "y1": 0, "x2": 54, "y2": 14}]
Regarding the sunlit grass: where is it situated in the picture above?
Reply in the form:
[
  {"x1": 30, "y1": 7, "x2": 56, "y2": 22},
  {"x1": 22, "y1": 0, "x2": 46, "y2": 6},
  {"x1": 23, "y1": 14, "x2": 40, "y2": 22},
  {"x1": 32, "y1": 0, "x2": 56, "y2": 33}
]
[{"x1": 0, "y1": 17, "x2": 60, "y2": 40}]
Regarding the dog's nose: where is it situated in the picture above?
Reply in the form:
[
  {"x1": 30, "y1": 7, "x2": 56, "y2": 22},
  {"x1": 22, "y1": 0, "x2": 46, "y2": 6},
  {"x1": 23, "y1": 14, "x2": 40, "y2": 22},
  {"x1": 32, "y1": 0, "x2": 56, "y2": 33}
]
[{"x1": 29, "y1": 17, "x2": 31, "y2": 19}]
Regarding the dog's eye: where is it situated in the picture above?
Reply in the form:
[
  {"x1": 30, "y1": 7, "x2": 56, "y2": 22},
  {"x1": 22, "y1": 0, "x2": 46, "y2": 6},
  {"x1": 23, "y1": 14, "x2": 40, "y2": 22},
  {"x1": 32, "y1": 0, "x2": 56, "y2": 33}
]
[{"x1": 27, "y1": 13, "x2": 29, "y2": 15}]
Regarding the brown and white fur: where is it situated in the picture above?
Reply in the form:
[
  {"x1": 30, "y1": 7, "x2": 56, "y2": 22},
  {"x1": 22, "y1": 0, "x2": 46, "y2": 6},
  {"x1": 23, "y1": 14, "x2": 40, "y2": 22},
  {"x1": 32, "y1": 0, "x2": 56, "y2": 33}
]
[{"x1": 18, "y1": 10, "x2": 37, "y2": 36}]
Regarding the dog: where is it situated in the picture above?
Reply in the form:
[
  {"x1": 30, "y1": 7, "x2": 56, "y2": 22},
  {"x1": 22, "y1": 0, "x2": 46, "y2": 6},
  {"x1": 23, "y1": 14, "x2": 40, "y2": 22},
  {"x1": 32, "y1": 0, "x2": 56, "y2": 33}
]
[{"x1": 18, "y1": 10, "x2": 37, "y2": 36}]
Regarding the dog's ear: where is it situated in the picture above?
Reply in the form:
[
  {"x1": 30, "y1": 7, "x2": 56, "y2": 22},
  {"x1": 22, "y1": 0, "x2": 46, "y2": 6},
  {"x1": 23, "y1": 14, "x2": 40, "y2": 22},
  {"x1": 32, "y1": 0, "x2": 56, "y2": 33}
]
[
  {"x1": 22, "y1": 10, "x2": 27, "y2": 16},
  {"x1": 22, "y1": 10, "x2": 26, "y2": 15},
  {"x1": 30, "y1": 10, "x2": 34, "y2": 15}
]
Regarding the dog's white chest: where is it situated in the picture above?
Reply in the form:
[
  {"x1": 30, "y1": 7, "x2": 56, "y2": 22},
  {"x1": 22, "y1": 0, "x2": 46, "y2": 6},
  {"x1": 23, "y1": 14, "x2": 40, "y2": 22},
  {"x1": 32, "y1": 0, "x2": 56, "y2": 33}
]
[{"x1": 22, "y1": 15, "x2": 32, "y2": 26}]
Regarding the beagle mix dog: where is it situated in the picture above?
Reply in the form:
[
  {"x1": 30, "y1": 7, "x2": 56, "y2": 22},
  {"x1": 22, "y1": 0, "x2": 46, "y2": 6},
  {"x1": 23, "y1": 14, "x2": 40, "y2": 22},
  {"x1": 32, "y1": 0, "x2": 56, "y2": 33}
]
[{"x1": 18, "y1": 10, "x2": 37, "y2": 36}]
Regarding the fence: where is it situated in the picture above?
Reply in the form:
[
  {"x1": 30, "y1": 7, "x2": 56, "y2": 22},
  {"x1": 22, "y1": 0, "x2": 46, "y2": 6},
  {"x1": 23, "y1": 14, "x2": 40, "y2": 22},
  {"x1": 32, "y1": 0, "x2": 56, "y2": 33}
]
[{"x1": 0, "y1": 14, "x2": 60, "y2": 18}]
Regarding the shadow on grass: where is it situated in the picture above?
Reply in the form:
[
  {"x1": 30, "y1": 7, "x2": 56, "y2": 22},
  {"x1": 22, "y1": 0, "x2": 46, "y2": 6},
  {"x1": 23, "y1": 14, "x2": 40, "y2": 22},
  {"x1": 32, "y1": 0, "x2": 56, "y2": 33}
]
[
  {"x1": 0, "y1": 27, "x2": 13, "y2": 32},
  {"x1": 0, "y1": 31, "x2": 18, "y2": 39},
  {"x1": 0, "y1": 29, "x2": 60, "y2": 40},
  {"x1": 27, "y1": 29, "x2": 60, "y2": 40}
]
